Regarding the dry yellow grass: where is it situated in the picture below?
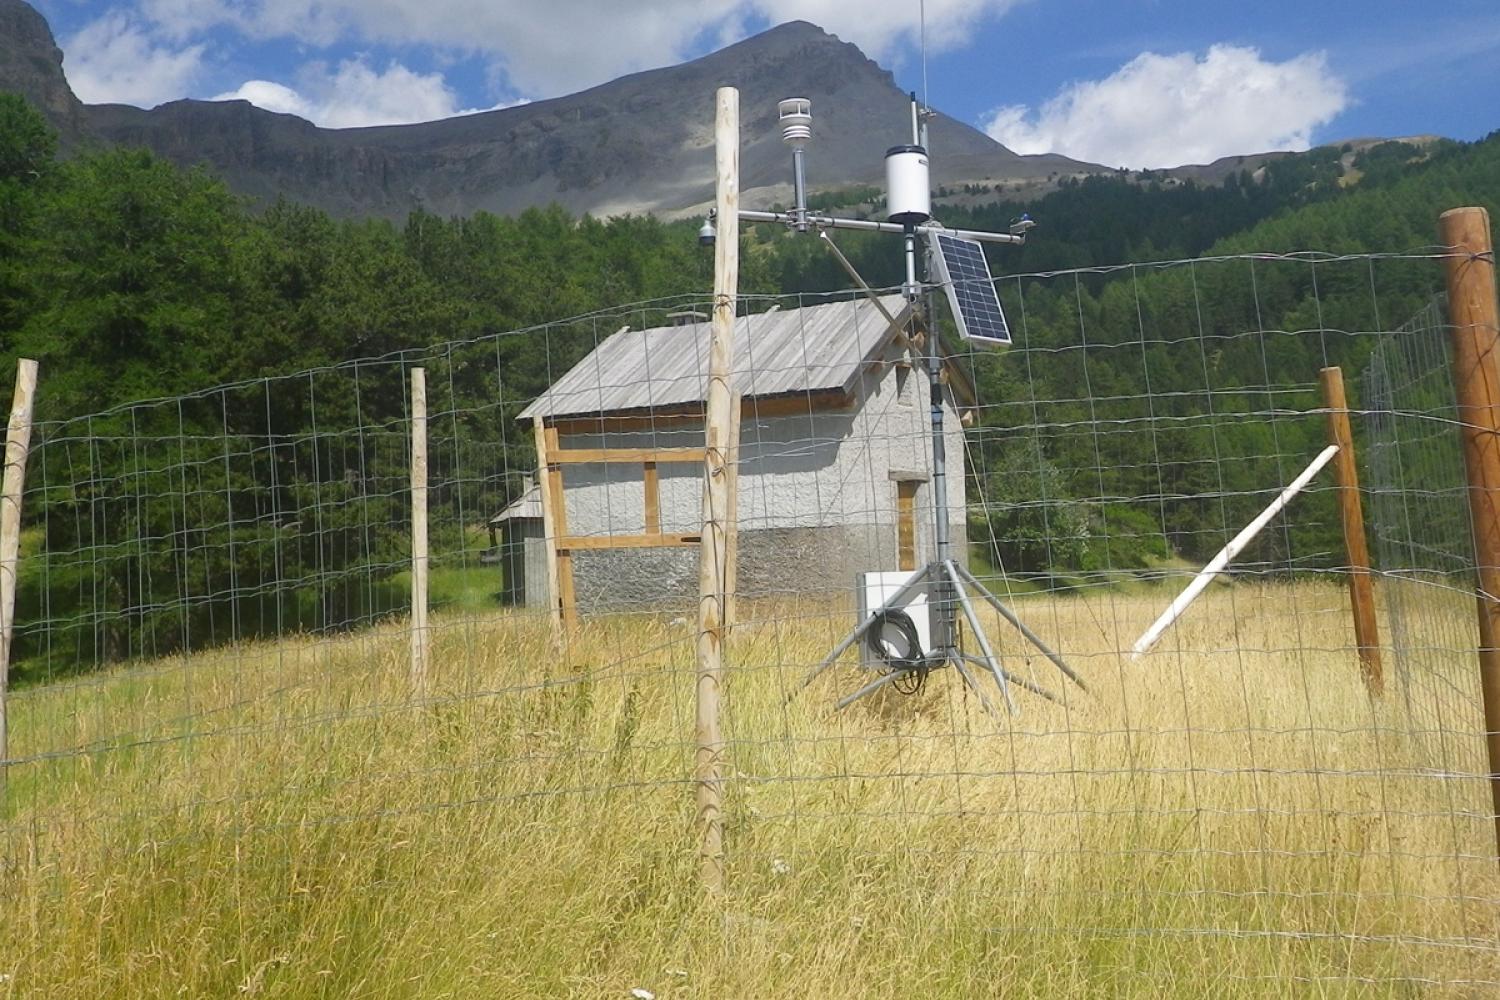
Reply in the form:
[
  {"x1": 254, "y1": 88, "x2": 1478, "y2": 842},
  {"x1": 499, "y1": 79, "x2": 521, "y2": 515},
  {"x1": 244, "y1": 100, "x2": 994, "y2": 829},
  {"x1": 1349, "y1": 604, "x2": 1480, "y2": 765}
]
[{"x1": 1, "y1": 581, "x2": 1497, "y2": 997}]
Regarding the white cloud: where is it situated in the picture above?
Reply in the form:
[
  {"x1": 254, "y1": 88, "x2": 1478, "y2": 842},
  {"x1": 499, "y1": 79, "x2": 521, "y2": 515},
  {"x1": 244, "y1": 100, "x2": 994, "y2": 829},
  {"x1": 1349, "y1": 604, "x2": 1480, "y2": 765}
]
[
  {"x1": 751, "y1": 0, "x2": 1024, "y2": 62},
  {"x1": 63, "y1": 11, "x2": 206, "y2": 108},
  {"x1": 146, "y1": 0, "x2": 736, "y2": 97},
  {"x1": 213, "y1": 59, "x2": 525, "y2": 128},
  {"x1": 140, "y1": 0, "x2": 1024, "y2": 98},
  {"x1": 132, "y1": 0, "x2": 233, "y2": 41},
  {"x1": 983, "y1": 45, "x2": 1350, "y2": 169},
  {"x1": 69, "y1": 0, "x2": 1025, "y2": 120},
  {"x1": 212, "y1": 80, "x2": 310, "y2": 119}
]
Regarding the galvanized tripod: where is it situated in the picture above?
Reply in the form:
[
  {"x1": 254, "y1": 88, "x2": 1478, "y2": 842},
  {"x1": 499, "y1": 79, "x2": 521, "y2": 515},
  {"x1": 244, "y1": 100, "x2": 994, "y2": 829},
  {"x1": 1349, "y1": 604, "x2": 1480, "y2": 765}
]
[{"x1": 791, "y1": 240, "x2": 1086, "y2": 715}]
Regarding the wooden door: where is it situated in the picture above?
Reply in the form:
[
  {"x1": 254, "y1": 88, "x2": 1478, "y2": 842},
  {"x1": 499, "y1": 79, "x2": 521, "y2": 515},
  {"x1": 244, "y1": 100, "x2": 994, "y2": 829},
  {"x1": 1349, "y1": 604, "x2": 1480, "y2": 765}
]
[{"x1": 896, "y1": 481, "x2": 918, "y2": 571}]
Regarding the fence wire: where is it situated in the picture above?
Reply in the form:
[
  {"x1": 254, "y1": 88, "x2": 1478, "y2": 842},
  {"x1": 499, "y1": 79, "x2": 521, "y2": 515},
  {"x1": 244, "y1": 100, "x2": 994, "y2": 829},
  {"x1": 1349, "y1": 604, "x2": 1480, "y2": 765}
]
[
  {"x1": 2, "y1": 249, "x2": 1497, "y2": 996},
  {"x1": 1364, "y1": 297, "x2": 1490, "y2": 774}
]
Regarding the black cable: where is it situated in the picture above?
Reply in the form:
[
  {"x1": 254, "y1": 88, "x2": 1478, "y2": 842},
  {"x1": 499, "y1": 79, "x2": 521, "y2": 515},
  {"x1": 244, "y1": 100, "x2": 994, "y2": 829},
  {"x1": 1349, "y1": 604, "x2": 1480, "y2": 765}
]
[{"x1": 865, "y1": 607, "x2": 931, "y2": 695}]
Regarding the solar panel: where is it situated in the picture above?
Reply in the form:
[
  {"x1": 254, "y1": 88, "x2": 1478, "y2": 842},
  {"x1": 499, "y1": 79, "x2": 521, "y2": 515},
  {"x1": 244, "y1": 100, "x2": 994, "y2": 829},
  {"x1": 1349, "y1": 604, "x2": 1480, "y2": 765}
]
[{"x1": 926, "y1": 231, "x2": 1011, "y2": 346}]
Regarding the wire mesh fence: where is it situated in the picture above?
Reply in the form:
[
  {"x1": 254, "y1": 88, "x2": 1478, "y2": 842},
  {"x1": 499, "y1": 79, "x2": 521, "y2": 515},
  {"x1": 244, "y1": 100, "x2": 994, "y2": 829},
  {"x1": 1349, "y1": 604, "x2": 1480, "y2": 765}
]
[
  {"x1": 1363, "y1": 296, "x2": 1490, "y2": 776},
  {"x1": 2, "y1": 248, "x2": 1497, "y2": 995}
]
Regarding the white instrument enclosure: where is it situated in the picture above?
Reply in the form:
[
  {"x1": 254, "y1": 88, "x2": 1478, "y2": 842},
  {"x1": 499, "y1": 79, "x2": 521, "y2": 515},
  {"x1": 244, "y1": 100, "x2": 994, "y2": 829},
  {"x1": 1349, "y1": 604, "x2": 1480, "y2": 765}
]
[{"x1": 857, "y1": 569, "x2": 934, "y2": 670}]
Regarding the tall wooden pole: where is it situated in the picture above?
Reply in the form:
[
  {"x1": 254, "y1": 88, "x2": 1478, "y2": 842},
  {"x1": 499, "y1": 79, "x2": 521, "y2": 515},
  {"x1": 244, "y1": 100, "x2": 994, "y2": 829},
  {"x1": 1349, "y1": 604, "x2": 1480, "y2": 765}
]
[
  {"x1": 696, "y1": 86, "x2": 738, "y2": 893},
  {"x1": 723, "y1": 393, "x2": 742, "y2": 632},
  {"x1": 0, "y1": 358, "x2": 38, "y2": 793},
  {"x1": 410, "y1": 367, "x2": 430, "y2": 697},
  {"x1": 1319, "y1": 366, "x2": 1383, "y2": 695},
  {"x1": 1439, "y1": 206, "x2": 1500, "y2": 866}
]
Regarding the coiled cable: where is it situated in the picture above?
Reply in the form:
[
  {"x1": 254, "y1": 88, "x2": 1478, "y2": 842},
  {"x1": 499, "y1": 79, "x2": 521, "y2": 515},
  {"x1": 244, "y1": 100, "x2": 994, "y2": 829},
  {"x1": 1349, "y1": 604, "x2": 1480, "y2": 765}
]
[{"x1": 865, "y1": 607, "x2": 932, "y2": 695}]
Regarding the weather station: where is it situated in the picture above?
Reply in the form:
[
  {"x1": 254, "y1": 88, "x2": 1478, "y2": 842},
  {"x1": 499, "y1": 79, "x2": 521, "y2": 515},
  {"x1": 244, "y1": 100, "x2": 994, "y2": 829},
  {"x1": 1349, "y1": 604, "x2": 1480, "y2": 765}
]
[{"x1": 701, "y1": 91, "x2": 1085, "y2": 716}]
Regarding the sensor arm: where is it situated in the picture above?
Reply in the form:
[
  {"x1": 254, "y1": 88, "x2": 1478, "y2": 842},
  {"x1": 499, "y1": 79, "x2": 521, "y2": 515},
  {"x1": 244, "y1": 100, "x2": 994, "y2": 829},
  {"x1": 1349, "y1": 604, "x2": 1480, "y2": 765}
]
[{"x1": 727, "y1": 208, "x2": 1026, "y2": 245}]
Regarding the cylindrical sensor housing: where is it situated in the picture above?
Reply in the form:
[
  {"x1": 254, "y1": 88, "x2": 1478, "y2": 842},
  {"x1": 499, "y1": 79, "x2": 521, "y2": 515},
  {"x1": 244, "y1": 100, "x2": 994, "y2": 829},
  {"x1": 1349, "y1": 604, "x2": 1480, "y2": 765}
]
[
  {"x1": 778, "y1": 98, "x2": 812, "y2": 145},
  {"x1": 885, "y1": 144, "x2": 931, "y2": 225}
]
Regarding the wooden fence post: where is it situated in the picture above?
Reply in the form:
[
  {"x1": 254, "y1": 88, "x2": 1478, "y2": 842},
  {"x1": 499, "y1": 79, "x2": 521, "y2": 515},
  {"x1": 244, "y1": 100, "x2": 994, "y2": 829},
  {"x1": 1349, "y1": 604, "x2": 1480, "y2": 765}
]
[
  {"x1": 1319, "y1": 366, "x2": 1383, "y2": 695},
  {"x1": 1439, "y1": 206, "x2": 1500, "y2": 867},
  {"x1": 410, "y1": 367, "x2": 430, "y2": 697},
  {"x1": 0, "y1": 358, "x2": 38, "y2": 792},
  {"x1": 723, "y1": 393, "x2": 742, "y2": 632},
  {"x1": 696, "y1": 86, "x2": 738, "y2": 893}
]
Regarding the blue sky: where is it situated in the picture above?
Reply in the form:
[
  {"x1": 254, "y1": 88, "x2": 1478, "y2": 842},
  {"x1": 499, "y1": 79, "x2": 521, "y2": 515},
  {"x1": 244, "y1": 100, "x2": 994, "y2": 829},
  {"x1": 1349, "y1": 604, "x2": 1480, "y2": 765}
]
[{"x1": 31, "y1": 0, "x2": 1500, "y2": 168}]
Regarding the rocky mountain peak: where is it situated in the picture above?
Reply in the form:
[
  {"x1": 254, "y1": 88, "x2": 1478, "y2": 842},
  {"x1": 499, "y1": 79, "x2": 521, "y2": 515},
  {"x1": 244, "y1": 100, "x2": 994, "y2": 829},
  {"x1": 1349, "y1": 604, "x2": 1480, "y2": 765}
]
[
  {"x1": 0, "y1": 0, "x2": 1103, "y2": 218},
  {"x1": 0, "y1": 0, "x2": 84, "y2": 138}
]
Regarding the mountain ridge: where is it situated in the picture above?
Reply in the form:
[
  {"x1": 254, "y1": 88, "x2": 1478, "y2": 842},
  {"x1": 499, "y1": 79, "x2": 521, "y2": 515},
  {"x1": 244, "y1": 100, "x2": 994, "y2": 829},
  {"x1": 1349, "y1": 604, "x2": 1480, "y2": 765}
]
[
  {"x1": 0, "y1": 1, "x2": 1109, "y2": 218},
  {"x1": 0, "y1": 0, "x2": 1422, "y2": 222}
]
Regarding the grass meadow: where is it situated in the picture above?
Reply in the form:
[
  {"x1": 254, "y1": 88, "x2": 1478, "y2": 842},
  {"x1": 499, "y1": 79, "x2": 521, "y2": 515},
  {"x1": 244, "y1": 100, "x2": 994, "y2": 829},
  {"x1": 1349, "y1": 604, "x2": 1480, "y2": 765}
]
[{"x1": 1, "y1": 581, "x2": 1497, "y2": 997}]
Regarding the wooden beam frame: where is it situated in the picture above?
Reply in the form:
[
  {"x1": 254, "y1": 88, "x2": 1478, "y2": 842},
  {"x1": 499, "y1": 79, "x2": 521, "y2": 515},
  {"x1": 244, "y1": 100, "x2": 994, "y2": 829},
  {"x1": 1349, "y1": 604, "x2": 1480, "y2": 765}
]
[
  {"x1": 535, "y1": 433, "x2": 712, "y2": 627},
  {"x1": 549, "y1": 424, "x2": 579, "y2": 629},
  {"x1": 534, "y1": 419, "x2": 563, "y2": 632},
  {"x1": 545, "y1": 389, "x2": 854, "y2": 436},
  {"x1": 558, "y1": 533, "x2": 699, "y2": 550},
  {"x1": 552, "y1": 446, "x2": 705, "y2": 465},
  {"x1": 643, "y1": 462, "x2": 661, "y2": 534}
]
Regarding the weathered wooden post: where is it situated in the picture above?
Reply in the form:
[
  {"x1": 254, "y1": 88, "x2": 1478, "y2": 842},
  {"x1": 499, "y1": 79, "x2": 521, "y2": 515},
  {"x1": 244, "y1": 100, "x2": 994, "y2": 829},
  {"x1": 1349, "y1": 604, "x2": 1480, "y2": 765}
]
[
  {"x1": 0, "y1": 358, "x2": 38, "y2": 792},
  {"x1": 696, "y1": 86, "x2": 738, "y2": 893},
  {"x1": 410, "y1": 367, "x2": 430, "y2": 697},
  {"x1": 1439, "y1": 206, "x2": 1500, "y2": 866},
  {"x1": 723, "y1": 393, "x2": 742, "y2": 632},
  {"x1": 1319, "y1": 366, "x2": 1383, "y2": 694}
]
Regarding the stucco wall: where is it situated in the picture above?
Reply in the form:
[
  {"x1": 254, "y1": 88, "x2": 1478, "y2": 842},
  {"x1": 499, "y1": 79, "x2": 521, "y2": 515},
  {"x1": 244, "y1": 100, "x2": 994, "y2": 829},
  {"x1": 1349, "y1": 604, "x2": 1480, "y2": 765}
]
[{"x1": 531, "y1": 347, "x2": 969, "y2": 613}]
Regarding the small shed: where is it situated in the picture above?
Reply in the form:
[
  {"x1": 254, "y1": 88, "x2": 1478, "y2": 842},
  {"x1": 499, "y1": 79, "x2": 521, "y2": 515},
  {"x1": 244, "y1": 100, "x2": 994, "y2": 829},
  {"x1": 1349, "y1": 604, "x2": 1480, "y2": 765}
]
[
  {"x1": 487, "y1": 476, "x2": 544, "y2": 606},
  {"x1": 515, "y1": 294, "x2": 972, "y2": 620}
]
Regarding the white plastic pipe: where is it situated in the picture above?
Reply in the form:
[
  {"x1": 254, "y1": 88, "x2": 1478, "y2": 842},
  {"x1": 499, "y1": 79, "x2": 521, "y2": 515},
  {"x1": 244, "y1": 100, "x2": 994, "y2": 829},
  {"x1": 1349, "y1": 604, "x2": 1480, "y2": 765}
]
[{"x1": 1130, "y1": 444, "x2": 1340, "y2": 660}]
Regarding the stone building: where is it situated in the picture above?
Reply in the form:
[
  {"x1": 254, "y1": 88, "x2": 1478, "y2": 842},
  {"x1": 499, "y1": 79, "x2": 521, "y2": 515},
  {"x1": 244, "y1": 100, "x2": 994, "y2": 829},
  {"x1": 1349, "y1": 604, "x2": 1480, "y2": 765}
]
[{"x1": 514, "y1": 293, "x2": 971, "y2": 616}]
